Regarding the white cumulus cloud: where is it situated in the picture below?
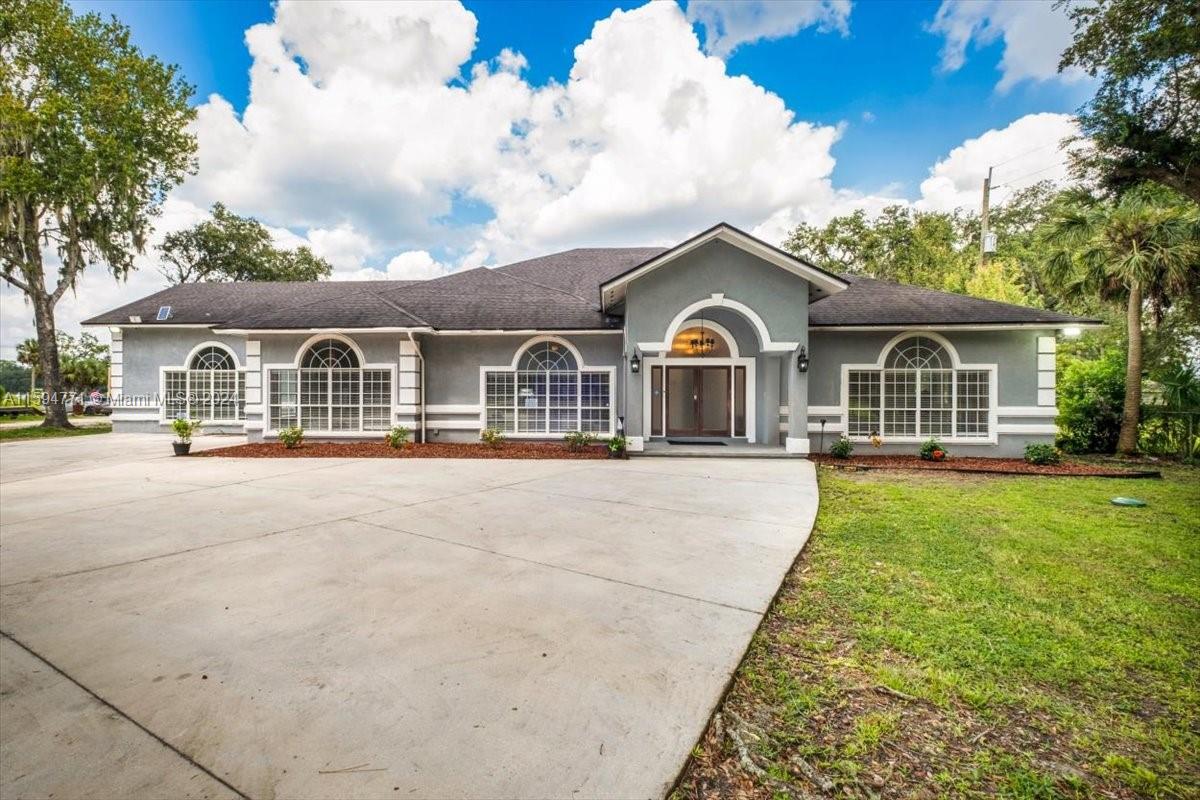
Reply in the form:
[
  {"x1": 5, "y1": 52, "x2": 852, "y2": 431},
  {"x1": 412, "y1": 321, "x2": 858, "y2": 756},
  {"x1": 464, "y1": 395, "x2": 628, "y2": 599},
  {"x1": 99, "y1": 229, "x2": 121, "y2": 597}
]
[
  {"x1": 686, "y1": 0, "x2": 851, "y2": 58},
  {"x1": 916, "y1": 112, "x2": 1082, "y2": 212},
  {"x1": 0, "y1": 0, "x2": 1089, "y2": 359},
  {"x1": 929, "y1": 0, "x2": 1087, "y2": 92}
]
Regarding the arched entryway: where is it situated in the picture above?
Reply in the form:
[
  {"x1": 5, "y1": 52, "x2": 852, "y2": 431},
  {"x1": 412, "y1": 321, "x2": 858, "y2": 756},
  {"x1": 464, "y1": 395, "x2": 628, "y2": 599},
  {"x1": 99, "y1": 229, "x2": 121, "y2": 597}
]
[{"x1": 643, "y1": 317, "x2": 756, "y2": 441}]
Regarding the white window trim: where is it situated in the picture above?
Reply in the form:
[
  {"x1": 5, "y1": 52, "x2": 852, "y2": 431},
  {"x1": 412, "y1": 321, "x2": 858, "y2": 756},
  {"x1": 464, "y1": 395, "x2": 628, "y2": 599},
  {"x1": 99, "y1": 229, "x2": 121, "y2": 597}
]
[
  {"x1": 837, "y1": 332, "x2": 999, "y2": 445},
  {"x1": 641, "y1": 356, "x2": 757, "y2": 442},
  {"x1": 479, "y1": 335, "x2": 615, "y2": 438},
  {"x1": 158, "y1": 342, "x2": 246, "y2": 425},
  {"x1": 261, "y1": 334, "x2": 396, "y2": 435}
]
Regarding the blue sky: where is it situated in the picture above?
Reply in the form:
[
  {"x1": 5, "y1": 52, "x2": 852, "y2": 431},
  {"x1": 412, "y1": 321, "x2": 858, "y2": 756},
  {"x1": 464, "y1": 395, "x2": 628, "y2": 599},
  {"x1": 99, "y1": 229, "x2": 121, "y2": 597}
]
[
  {"x1": 2, "y1": 1, "x2": 1091, "y2": 356},
  {"x1": 74, "y1": 0, "x2": 1090, "y2": 199}
]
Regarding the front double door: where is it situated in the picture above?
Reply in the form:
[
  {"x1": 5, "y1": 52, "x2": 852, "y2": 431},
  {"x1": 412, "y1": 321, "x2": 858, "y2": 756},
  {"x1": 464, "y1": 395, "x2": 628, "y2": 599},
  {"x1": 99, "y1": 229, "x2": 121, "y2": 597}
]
[{"x1": 666, "y1": 366, "x2": 731, "y2": 437}]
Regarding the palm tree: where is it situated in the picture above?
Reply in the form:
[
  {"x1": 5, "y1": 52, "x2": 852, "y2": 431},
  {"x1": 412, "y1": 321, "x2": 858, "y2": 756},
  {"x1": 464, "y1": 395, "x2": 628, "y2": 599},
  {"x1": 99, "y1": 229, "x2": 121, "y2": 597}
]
[
  {"x1": 1039, "y1": 185, "x2": 1200, "y2": 454},
  {"x1": 15, "y1": 338, "x2": 39, "y2": 401}
]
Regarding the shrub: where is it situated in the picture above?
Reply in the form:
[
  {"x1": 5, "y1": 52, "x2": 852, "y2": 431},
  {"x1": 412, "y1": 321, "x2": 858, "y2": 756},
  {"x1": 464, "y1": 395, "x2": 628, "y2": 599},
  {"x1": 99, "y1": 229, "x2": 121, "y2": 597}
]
[
  {"x1": 385, "y1": 425, "x2": 411, "y2": 449},
  {"x1": 563, "y1": 430, "x2": 597, "y2": 451},
  {"x1": 919, "y1": 437, "x2": 947, "y2": 460},
  {"x1": 607, "y1": 435, "x2": 628, "y2": 456},
  {"x1": 278, "y1": 426, "x2": 304, "y2": 449},
  {"x1": 1024, "y1": 443, "x2": 1061, "y2": 465},
  {"x1": 171, "y1": 417, "x2": 201, "y2": 443},
  {"x1": 829, "y1": 435, "x2": 854, "y2": 459},
  {"x1": 1057, "y1": 350, "x2": 1124, "y2": 454},
  {"x1": 481, "y1": 427, "x2": 505, "y2": 448}
]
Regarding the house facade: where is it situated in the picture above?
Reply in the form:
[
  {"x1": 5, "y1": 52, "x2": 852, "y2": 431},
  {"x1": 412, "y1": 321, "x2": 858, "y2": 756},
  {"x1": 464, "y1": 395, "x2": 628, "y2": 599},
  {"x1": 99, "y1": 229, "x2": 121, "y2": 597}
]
[{"x1": 85, "y1": 224, "x2": 1099, "y2": 456}]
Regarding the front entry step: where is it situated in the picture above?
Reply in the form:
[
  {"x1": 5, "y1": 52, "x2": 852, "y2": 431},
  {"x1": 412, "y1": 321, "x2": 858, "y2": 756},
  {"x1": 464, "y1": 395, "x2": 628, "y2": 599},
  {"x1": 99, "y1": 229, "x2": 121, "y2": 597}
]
[{"x1": 637, "y1": 441, "x2": 796, "y2": 458}]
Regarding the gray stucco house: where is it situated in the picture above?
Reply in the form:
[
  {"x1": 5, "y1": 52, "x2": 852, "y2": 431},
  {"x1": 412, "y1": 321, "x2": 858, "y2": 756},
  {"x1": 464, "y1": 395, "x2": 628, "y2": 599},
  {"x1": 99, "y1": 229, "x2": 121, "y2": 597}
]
[{"x1": 85, "y1": 223, "x2": 1099, "y2": 456}]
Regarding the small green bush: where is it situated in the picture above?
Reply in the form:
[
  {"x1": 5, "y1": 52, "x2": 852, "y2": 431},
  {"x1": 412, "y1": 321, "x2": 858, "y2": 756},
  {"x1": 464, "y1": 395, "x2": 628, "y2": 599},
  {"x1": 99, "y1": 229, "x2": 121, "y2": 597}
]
[
  {"x1": 829, "y1": 435, "x2": 854, "y2": 458},
  {"x1": 278, "y1": 426, "x2": 304, "y2": 449},
  {"x1": 919, "y1": 437, "x2": 948, "y2": 460},
  {"x1": 1024, "y1": 443, "x2": 1061, "y2": 465},
  {"x1": 385, "y1": 425, "x2": 411, "y2": 449},
  {"x1": 481, "y1": 427, "x2": 505, "y2": 448},
  {"x1": 171, "y1": 417, "x2": 201, "y2": 443},
  {"x1": 607, "y1": 435, "x2": 628, "y2": 456},
  {"x1": 563, "y1": 430, "x2": 597, "y2": 451}
]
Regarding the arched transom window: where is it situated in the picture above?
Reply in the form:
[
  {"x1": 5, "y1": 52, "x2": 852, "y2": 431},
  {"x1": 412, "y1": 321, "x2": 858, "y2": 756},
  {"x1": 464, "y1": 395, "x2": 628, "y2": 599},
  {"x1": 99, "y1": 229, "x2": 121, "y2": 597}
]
[
  {"x1": 267, "y1": 337, "x2": 391, "y2": 433},
  {"x1": 164, "y1": 344, "x2": 245, "y2": 422},
  {"x1": 884, "y1": 337, "x2": 949, "y2": 369},
  {"x1": 190, "y1": 346, "x2": 237, "y2": 371},
  {"x1": 669, "y1": 325, "x2": 732, "y2": 358},
  {"x1": 846, "y1": 335, "x2": 992, "y2": 441},
  {"x1": 483, "y1": 338, "x2": 612, "y2": 436},
  {"x1": 301, "y1": 339, "x2": 360, "y2": 369},
  {"x1": 517, "y1": 341, "x2": 577, "y2": 372}
]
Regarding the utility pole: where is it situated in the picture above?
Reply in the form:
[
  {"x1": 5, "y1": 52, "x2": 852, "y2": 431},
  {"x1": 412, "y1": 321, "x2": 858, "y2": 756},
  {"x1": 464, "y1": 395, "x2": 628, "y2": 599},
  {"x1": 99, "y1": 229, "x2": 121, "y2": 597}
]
[{"x1": 979, "y1": 166, "x2": 992, "y2": 268}]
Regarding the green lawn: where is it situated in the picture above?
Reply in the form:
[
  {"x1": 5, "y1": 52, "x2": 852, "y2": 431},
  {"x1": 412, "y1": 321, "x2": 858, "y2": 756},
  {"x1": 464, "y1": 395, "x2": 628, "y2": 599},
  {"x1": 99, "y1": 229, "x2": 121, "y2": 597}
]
[
  {"x1": 0, "y1": 423, "x2": 111, "y2": 442},
  {"x1": 676, "y1": 466, "x2": 1199, "y2": 799},
  {"x1": 0, "y1": 412, "x2": 48, "y2": 423}
]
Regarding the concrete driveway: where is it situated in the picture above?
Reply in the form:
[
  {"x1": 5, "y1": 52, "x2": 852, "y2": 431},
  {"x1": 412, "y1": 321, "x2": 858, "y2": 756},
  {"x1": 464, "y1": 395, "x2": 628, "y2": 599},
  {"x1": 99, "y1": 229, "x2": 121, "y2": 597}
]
[{"x1": 0, "y1": 434, "x2": 818, "y2": 800}]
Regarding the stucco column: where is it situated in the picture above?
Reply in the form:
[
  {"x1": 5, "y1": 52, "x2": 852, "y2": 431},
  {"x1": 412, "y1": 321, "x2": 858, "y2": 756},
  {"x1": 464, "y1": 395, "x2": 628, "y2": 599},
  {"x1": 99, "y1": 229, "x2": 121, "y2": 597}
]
[
  {"x1": 244, "y1": 339, "x2": 264, "y2": 443},
  {"x1": 761, "y1": 354, "x2": 780, "y2": 446},
  {"x1": 786, "y1": 344, "x2": 810, "y2": 454},
  {"x1": 625, "y1": 348, "x2": 645, "y2": 451}
]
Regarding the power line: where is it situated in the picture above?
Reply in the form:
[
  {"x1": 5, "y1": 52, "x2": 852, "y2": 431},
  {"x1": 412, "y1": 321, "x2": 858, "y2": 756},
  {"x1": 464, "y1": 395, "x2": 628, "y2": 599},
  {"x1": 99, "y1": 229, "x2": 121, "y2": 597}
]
[
  {"x1": 994, "y1": 162, "x2": 1062, "y2": 189},
  {"x1": 990, "y1": 140, "x2": 1060, "y2": 170}
]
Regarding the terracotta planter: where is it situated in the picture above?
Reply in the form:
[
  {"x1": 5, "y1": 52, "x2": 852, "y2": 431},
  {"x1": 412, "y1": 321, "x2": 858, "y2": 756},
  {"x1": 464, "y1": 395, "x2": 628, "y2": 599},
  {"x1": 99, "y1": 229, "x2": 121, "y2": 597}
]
[{"x1": 173, "y1": 441, "x2": 191, "y2": 456}]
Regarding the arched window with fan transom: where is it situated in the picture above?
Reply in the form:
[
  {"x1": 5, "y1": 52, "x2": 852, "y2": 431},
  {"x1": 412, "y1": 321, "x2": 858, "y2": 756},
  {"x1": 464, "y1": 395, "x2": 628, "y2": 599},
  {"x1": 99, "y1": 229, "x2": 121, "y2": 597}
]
[
  {"x1": 845, "y1": 334, "x2": 994, "y2": 441},
  {"x1": 163, "y1": 343, "x2": 245, "y2": 422}
]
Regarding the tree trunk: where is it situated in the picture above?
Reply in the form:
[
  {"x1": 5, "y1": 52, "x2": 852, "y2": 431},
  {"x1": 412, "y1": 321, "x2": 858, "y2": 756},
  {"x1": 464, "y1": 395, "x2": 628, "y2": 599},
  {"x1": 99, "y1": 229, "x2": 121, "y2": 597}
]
[
  {"x1": 31, "y1": 290, "x2": 71, "y2": 429},
  {"x1": 29, "y1": 365, "x2": 36, "y2": 399},
  {"x1": 1117, "y1": 282, "x2": 1142, "y2": 455}
]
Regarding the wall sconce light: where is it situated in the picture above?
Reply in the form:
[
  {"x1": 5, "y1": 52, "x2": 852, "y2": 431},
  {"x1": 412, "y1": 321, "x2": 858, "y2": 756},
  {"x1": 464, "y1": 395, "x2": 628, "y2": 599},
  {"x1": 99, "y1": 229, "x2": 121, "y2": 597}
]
[
  {"x1": 1061, "y1": 326, "x2": 1081, "y2": 338},
  {"x1": 796, "y1": 346, "x2": 810, "y2": 374},
  {"x1": 630, "y1": 351, "x2": 641, "y2": 374}
]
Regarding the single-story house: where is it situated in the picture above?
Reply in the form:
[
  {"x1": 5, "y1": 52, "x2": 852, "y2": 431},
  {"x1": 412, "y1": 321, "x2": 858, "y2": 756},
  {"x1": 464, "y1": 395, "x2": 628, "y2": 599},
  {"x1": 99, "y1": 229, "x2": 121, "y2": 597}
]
[{"x1": 84, "y1": 223, "x2": 1100, "y2": 456}]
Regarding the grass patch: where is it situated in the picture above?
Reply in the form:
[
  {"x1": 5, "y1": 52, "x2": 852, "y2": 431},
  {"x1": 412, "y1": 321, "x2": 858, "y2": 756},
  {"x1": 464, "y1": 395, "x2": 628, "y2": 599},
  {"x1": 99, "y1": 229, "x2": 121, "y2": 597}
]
[
  {"x1": 676, "y1": 466, "x2": 1199, "y2": 799},
  {"x1": 0, "y1": 423, "x2": 111, "y2": 442},
  {"x1": 0, "y1": 412, "x2": 49, "y2": 423}
]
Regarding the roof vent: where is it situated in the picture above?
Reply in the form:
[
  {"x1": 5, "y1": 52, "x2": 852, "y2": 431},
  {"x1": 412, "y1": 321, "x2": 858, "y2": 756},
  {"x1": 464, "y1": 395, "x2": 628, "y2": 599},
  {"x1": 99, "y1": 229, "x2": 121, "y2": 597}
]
[
  {"x1": 128, "y1": 315, "x2": 141, "y2": 324},
  {"x1": 156, "y1": 305, "x2": 172, "y2": 321}
]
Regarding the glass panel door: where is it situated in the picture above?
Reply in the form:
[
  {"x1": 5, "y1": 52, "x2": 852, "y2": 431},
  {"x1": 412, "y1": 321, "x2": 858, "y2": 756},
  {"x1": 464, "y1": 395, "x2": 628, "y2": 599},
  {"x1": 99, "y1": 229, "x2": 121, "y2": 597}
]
[
  {"x1": 666, "y1": 367, "x2": 698, "y2": 435},
  {"x1": 699, "y1": 367, "x2": 730, "y2": 436}
]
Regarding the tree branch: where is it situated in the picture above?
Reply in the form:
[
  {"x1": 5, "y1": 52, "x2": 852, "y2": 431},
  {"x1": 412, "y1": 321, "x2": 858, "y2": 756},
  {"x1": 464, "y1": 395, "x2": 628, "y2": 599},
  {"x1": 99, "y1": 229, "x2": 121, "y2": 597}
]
[{"x1": 1, "y1": 270, "x2": 33, "y2": 295}]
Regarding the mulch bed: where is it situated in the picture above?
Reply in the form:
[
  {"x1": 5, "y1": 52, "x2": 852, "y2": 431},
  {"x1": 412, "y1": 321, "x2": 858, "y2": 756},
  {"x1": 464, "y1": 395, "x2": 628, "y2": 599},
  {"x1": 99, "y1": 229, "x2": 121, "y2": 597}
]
[
  {"x1": 808, "y1": 453, "x2": 1160, "y2": 478},
  {"x1": 195, "y1": 440, "x2": 611, "y2": 459}
]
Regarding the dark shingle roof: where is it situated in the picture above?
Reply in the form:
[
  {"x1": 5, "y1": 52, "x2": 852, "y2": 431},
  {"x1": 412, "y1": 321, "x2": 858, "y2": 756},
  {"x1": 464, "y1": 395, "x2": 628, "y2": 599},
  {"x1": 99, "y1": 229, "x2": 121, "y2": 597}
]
[
  {"x1": 85, "y1": 245, "x2": 1098, "y2": 331},
  {"x1": 82, "y1": 280, "x2": 420, "y2": 327},
  {"x1": 809, "y1": 275, "x2": 1099, "y2": 327}
]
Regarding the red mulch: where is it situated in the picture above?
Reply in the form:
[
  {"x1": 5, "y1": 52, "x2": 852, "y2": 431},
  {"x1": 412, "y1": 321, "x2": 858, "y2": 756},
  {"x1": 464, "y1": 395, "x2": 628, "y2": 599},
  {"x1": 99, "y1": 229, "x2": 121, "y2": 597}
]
[
  {"x1": 196, "y1": 440, "x2": 611, "y2": 459},
  {"x1": 809, "y1": 453, "x2": 1159, "y2": 478}
]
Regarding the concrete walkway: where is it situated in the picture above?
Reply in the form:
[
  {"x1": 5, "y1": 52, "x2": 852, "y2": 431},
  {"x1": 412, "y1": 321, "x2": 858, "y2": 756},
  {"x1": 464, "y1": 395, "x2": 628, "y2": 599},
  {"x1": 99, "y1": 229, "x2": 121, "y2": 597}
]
[{"x1": 0, "y1": 434, "x2": 818, "y2": 799}]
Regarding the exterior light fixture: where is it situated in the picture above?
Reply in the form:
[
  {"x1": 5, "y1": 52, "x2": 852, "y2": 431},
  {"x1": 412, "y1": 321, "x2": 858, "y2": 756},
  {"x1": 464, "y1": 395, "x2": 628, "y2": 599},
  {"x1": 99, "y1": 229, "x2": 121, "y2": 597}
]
[
  {"x1": 630, "y1": 351, "x2": 641, "y2": 374},
  {"x1": 796, "y1": 346, "x2": 810, "y2": 374},
  {"x1": 1062, "y1": 326, "x2": 1081, "y2": 337}
]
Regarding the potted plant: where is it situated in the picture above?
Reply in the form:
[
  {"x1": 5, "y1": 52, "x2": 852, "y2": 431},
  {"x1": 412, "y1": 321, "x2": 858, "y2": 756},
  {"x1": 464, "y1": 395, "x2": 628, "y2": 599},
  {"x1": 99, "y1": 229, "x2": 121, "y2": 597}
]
[
  {"x1": 171, "y1": 417, "x2": 201, "y2": 456},
  {"x1": 607, "y1": 434, "x2": 628, "y2": 460}
]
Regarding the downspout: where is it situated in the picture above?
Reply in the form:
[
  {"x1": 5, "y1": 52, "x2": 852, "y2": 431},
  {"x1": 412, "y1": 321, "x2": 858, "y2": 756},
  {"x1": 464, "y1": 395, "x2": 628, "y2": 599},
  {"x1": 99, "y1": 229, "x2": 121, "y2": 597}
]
[{"x1": 406, "y1": 331, "x2": 426, "y2": 443}]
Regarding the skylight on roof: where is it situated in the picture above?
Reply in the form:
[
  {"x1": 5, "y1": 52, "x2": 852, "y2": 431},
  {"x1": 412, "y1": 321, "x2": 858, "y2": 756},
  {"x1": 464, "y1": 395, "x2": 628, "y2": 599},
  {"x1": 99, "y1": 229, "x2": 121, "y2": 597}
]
[{"x1": 156, "y1": 305, "x2": 171, "y2": 321}]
